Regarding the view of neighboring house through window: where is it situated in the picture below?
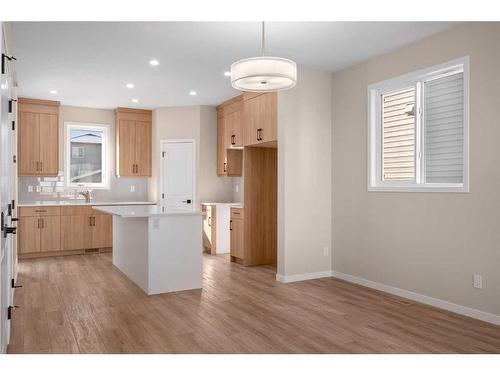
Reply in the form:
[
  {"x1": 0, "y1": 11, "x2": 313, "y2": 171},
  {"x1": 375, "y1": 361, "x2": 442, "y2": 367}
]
[
  {"x1": 368, "y1": 57, "x2": 469, "y2": 192},
  {"x1": 66, "y1": 123, "x2": 109, "y2": 188}
]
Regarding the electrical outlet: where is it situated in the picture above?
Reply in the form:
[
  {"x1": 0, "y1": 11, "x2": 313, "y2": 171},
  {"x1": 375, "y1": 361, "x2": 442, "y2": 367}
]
[
  {"x1": 235, "y1": 184, "x2": 239, "y2": 193},
  {"x1": 473, "y1": 274, "x2": 483, "y2": 289},
  {"x1": 35, "y1": 185, "x2": 41, "y2": 193},
  {"x1": 28, "y1": 185, "x2": 33, "y2": 192},
  {"x1": 130, "y1": 185, "x2": 135, "y2": 193},
  {"x1": 323, "y1": 247, "x2": 329, "y2": 257}
]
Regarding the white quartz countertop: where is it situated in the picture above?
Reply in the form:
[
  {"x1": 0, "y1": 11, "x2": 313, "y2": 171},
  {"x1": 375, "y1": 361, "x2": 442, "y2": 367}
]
[
  {"x1": 93, "y1": 205, "x2": 201, "y2": 218},
  {"x1": 201, "y1": 202, "x2": 243, "y2": 208},
  {"x1": 18, "y1": 201, "x2": 157, "y2": 207}
]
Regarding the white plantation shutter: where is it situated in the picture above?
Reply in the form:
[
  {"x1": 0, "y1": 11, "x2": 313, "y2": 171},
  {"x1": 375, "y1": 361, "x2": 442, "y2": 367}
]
[
  {"x1": 424, "y1": 72, "x2": 464, "y2": 184},
  {"x1": 382, "y1": 87, "x2": 416, "y2": 181}
]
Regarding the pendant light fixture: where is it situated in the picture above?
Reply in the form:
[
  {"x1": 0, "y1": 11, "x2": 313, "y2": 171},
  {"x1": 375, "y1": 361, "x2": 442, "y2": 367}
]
[{"x1": 231, "y1": 22, "x2": 297, "y2": 92}]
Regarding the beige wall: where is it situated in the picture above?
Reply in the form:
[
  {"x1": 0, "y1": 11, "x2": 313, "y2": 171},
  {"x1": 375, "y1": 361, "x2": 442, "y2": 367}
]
[
  {"x1": 149, "y1": 105, "x2": 233, "y2": 206},
  {"x1": 278, "y1": 69, "x2": 333, "y2": 278},
  {"x1": 332, "y1": 23, "x2": 500, "y2": 315}
]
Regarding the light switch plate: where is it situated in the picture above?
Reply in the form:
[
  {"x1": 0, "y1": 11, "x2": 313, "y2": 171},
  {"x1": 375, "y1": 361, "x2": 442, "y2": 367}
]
[{"x1": 130, "y1": 185, "x2": 135, "y2": 193}]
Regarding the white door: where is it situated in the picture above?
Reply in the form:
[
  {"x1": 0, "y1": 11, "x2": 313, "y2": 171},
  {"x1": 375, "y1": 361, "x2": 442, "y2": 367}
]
[
  {"x1": 0, "y1": 23, "x2": 17, "y2": 354},
  {"x1": 160, "y1": 140, "x2": 195, "y2": 210}
]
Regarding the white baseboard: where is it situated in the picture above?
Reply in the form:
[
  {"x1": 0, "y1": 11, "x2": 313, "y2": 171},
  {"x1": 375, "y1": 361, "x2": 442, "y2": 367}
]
[
  {"x1": 276, "y1": 270, "x2": 333, "y2": 283},
  {"x1": 331, "y1": 271, "x2": 500, "y2": 326},
  {"x1": 276, "y1": 269, "x2": 499, "y2": 325}
]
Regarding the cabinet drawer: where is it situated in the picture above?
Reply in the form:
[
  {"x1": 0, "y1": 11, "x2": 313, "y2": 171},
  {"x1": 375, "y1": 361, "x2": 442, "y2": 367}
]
[
  {"x1": 19, "y1": 206, "x2": 61, "y2": 217},
  {"x1": 230, "y1": 207, "x2": 244, "y2": 219}
]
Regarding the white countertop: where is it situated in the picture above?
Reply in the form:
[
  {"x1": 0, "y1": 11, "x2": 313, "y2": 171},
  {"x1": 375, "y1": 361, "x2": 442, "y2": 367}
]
[
  {"x1": 18, "y1": 201, "x2": 156, "y2": 207},
  {"x1": 201, "y1": 202, "x2": 243, "y2": 208},
  {"x1": 93, "y1": 205, "x2": 201, "y2": 218}
]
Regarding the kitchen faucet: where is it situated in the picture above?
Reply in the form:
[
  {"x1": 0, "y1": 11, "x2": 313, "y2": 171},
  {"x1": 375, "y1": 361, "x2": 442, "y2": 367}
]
[{"x1": 79, "y1": 187, "x2": 93, "y2": 203}]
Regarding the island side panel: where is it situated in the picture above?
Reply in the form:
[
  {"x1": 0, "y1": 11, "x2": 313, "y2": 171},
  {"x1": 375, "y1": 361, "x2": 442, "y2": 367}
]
[
  {"x1": 112, "y1": 216, "x2": 149, "y2": 293},
  {"x1": 148, "y1": 214, "x2": 203, "y2": 294}
]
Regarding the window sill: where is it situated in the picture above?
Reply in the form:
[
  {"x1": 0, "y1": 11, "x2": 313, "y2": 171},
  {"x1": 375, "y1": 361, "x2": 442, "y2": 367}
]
[{"x1": 368, "y1": 185, "x2": 469, "y2": 193}]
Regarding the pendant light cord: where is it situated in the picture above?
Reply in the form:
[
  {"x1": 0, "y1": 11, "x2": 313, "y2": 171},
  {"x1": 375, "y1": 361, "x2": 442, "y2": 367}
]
[{"x1": 261, "y1": 21, "x2": 265, "y2": 56}]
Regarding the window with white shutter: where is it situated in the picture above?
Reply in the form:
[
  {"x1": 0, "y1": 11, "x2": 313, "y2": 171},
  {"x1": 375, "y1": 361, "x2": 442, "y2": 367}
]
[{"x1": 368, "y1": 57, "x2": 469, "y2": 192}]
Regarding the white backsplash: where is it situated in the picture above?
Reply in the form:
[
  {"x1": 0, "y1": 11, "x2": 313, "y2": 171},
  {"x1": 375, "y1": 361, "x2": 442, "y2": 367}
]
[{"x1": 18, "y1": 171, "x2": 149, "y2": 203}]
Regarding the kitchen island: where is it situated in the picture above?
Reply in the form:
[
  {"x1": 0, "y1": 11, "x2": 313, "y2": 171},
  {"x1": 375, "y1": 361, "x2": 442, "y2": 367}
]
[{"x1": 93, "y1": 205, "x2": 202, "y2": 295}]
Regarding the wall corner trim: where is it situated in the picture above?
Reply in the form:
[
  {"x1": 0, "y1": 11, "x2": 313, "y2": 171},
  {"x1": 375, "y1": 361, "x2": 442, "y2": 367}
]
[{"x1": 331, "y1": 271, "x2": 500, "y2": 326}]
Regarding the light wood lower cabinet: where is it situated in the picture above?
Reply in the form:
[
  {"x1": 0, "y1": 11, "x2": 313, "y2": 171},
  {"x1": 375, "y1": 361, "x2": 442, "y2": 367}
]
[
  {"x1": 18, "y1": 205, "x2": 113, "y2": 258},
  {"x1": 61, "y1": 215, "x2": 91, "y2": 250},
  {"x1": 230, "y1": 208, "x2": 244, "y2": 261},
  {"x1": 40, "y1": 216, "x2": 61, "y2": 252},
  {"x1": 18, "y1": 215, "x2": 61, "y2": 254},
  {"x1": 202, "y1": 204, "x2": 216, "y2": 254},
  {"x1": 92, "y1": 214, "x2": 113, "y2": 249},
  {"x1": 18, "y1": 217, "x2": 41, "y2": 254}
]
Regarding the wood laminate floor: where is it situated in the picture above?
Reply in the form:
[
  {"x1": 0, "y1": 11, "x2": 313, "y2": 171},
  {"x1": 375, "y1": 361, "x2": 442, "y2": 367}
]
[{"x1": 7, "y1": 252, "x2": 500, "y2": 354}]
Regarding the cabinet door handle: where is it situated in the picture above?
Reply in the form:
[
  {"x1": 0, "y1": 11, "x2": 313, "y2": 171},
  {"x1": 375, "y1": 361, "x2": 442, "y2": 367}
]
[
  {"x1": 229, "y1": 220, "x2": 233, "y2": 231},
  {"x1": 40, "y1": 218, "x2": 44, "y2": 229},
  {"x1": 257, "y1": 128, "x2": 263, "y2": 141},
  {"x1": 37, "y1": 218, "x2": 40, "y2": 228},
  {"x1": 89, "y1": 216, "x2": 92, "y2": 226},
  {"x1": 231, "y1": 135, "x2": 235, "y2": 145},
  {"x1": 40, "y1": 161, "x2": 43, "y2": 172},
  {"x1": 35, "y1": 161, "x2": 39, "y2": 172},
  {"x1": 93, "y1": 216, "x2": 96, "y2": 226},
  {"x1": 208, "y1": 216, "x2": 211, "y2": 227},
  {"x1": 223, "y1": 162, "x2": 227, "y2": 173}
]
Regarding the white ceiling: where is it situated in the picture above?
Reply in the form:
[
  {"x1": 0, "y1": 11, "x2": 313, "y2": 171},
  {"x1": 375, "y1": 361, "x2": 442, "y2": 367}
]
[{"x1": 11, "y1": 22, "x2": 457, "y2": 109}]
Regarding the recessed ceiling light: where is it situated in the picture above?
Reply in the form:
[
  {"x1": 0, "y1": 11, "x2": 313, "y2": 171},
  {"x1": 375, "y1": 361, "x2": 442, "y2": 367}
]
[
  {"x1": 189, "y1": 91, "x2": 197, "y2": 96},
  {"x1": 224, "y1": 71, "x2": 231, "y2": 77},
  {"x1": 149, "y1": 59, "x2": 159, "y2": 66},
  {"x1": 50, "y1": 90, "x2": 58, "y2": 95},
  {"x1": 126, "y1": 83, "x2": 135, "y2": 88},
  {"x1": 131, "y1": 98, "x2": 139, "y2": 103}
]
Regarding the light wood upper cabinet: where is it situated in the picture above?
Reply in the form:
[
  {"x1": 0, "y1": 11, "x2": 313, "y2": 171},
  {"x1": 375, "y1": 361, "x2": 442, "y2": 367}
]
[
  {"x1": 216, "y1": 115, "x2": 227, "y2": 176},
  {"x1": 18, "y1": 98, "x2": 60, "y2": 176},
  {"x1": 225, "y1": 110, "x2": 243, "y2": 147},
  {"x1": 116, "y1": 108, "x2": 152, "y2": 177},
  {"x1": 216, "y1": 96, "x2": 243, "y2": 177},
  {"x1": 134, "y1": 120, "x2": 152, "y2": 176},
  {"x1": 243, "y1": 92, "x2": 277, "y2": 146}
]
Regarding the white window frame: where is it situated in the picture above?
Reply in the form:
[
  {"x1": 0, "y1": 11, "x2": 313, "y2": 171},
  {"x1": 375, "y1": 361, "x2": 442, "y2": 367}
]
[
  {"x1": 65, "y1": 122, "x2": 110, "y2": 189},
  {"x1": 367, "y1": 56, "x2": 469, "y2": 193}
]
